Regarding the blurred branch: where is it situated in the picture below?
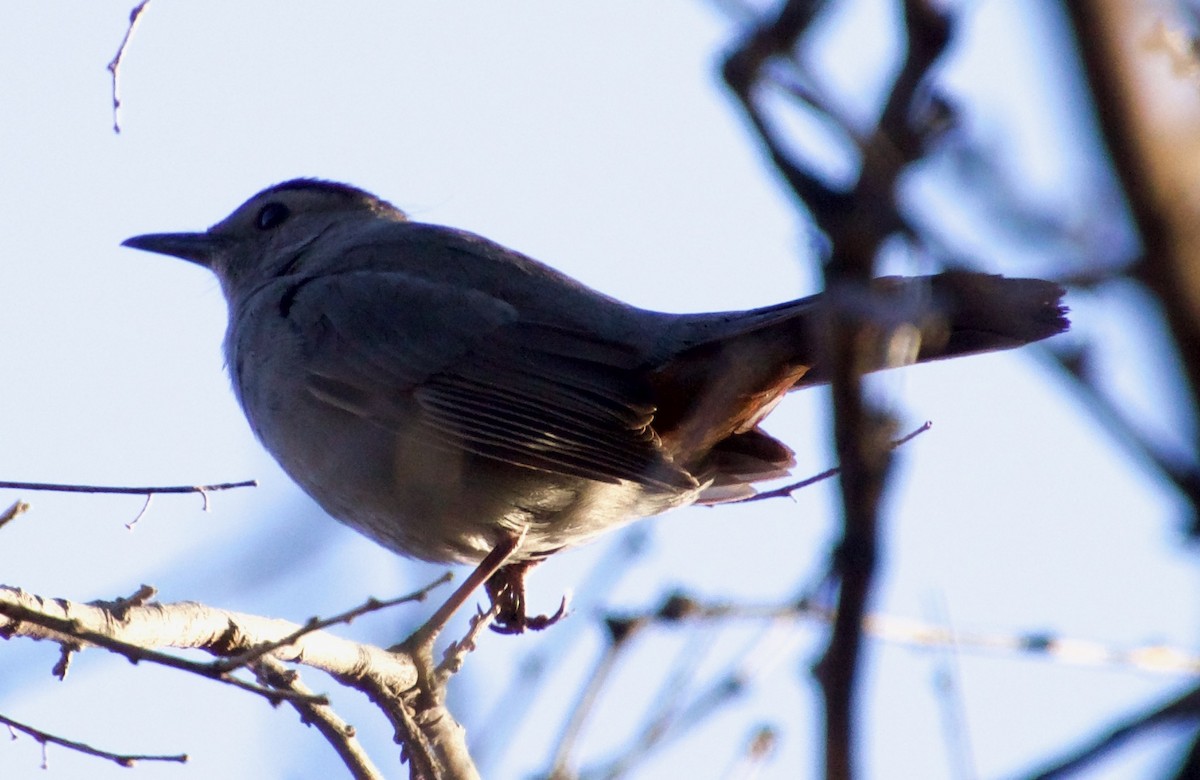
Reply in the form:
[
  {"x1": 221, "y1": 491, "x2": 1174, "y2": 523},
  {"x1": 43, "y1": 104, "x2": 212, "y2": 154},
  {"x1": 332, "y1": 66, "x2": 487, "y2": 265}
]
[
  {"x1": 925, "y1": 594, "x2": 977, "y2": 780},
  {"x1": 1172, "y1": 729, "x2": 1200, "y2": 780},
  {"x1": 472, "y1": 526, "x2": 651, "y2": 772},
  {"x1": 547, "y1": 618, "x2": 646, "y2": 778},
  {"x1": 615, "y1": 590, "x2": 1200, "y2": 675},
  {"x1": 561, "y1": 612, "x2": 801, "y2": 780},
  {"x1": 1063, "y1": 1, "x2": 1200, "y2": 528},
  {"x1": 722, "y1": 2, "x2": 954, "y2": 778},
  {"x1": 1047, "y1": 343, "x2": 1200, "y2": 520},
  {"x1": 555, "y1": 580, "x2": 1200, "y2": 780},
  {"x1": 725, "y1": 725, "x2": 781, "y2": 780},
  {"x1": 1020, "y1": 684, "x2": 1200, "y2": 780}
]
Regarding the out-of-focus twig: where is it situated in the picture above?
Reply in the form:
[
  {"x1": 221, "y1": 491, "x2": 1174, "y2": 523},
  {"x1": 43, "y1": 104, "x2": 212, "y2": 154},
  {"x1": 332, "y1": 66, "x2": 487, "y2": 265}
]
[
  {"x1": 1063, "y1": 1, "x2": 1200, "y2": 530},
  {"x1": 1021, "y1": 684, "x2": 1200, "y2": 779},
  {"x1": 723, "y1": 2, "x2": 955, "y2": 778},
  {"x1": 546, "y1": 617, "x2": 648, "y2": 779}
]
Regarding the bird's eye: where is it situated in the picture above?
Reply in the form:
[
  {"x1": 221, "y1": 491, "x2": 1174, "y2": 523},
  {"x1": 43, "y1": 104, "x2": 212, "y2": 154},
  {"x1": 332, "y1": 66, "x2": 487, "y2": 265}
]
[{"x1": 256, "y1": 202, "x2": 290, "y2": 230}]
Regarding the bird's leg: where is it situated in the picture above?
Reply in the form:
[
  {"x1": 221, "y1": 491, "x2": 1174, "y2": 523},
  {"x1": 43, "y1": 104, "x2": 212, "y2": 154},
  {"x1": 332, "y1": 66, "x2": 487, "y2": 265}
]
[
  {"x1": 486, "y1": 559, "x2": 570, "y2": 634},
  {"x1": 397, "y1": 530, "x2": 524, "y2": 656}
]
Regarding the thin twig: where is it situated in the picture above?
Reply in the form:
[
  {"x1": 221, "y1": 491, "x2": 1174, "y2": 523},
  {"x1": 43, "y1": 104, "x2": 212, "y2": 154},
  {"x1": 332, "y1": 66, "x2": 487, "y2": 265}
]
[
  {"x1": 471, "y1": 526, "x2": 651, "y2": 771},
  {"x1": 925, "y1": 593, "x2": 977, "y2": 780},
  {"x1": 124, "y1": 493, "x2": 153, "y2": 530},
  {"x1": 598, "y1": 626, "x2": 723, "y2": 779},
  {"x1": 733, "y1": 421, "x2": 932, "y2": 504},
  {"x1": 437, "y1": 602, "x2": 499, "y2": 680},
  {"x1": 394, "y1": 695, "x2": 441, "y2": 780},
  {"x1": 0, "y1": 479, "x2": 255, "y2": 525},
  {"x1": 252, "y1": 657, "x2": 385, "y2": 780},
  {"x1": 107, "y1": 0, "x2": 152, "y2": 133},
  {"x1": 611, "y1": 591, "x2": 1200, "y2": 675},
  {"x1": 0, "y1": 711, "x2": 187, "y2": 768},
  {"x1": 547, "y1": 618, "x2": 648, "y2": 779},
  {"x1": 0, "y1": 500, "x2": 30, "y2": 531},
  {"x1": 1021, "y1": 684, "x2": 1200, "y2": 779},
  {"x1": 0, "y1": 478, "x2": 257, "y2": 496},
  {"x1": 588, "y1": 621, "x2": 803, "y2": 780},
  {"x1": 724, "y1": 725, "x2": 780, "y2": 780},
  {"x1": 212, "y1": 573, "x2": 453, "y2": 674}
]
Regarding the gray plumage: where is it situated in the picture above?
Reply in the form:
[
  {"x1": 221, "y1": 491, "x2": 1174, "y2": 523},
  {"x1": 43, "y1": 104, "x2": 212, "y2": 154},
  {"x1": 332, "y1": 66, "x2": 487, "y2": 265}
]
[{"x1": 124, "y1": 179, "x2": 1069, "y2": 567}]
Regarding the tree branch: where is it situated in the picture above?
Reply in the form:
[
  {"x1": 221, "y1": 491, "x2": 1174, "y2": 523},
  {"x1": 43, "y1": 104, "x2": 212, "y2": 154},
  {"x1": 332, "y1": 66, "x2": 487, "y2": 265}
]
[{"x1": 0, "y1": 584, "x2": 482, "y2": 778}]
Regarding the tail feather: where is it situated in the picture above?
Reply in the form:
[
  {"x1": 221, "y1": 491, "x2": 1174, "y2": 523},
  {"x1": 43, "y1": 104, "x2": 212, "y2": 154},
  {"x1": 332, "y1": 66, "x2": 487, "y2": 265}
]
[
  {"x1": 794, "y1": 272, "x2": 1068, "y2": 386},
  {"x1": 659, "y1": 271, "x2": 1068, "y2": 496},
  {"x1": 910, "y1": 272, "x2": 1068, "y2": 360}
]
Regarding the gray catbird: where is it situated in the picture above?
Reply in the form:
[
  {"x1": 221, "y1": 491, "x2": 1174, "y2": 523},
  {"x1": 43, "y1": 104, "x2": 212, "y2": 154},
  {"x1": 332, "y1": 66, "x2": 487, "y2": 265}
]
[{"x1": 123, "y1": 179, "x2": 1068, "y2": 632}]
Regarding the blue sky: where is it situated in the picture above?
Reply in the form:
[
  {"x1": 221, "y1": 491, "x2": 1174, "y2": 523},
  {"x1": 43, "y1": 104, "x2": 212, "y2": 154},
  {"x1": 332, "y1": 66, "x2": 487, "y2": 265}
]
[{"x1": 1, "y1": 2, "x2": 1196, "y2": 778}]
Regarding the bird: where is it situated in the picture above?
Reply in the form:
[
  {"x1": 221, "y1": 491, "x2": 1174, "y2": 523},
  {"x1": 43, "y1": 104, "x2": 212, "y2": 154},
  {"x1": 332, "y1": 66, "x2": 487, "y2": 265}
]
[{"x1": 123, "y1": 178, "x2": 1068, "y2": 633}]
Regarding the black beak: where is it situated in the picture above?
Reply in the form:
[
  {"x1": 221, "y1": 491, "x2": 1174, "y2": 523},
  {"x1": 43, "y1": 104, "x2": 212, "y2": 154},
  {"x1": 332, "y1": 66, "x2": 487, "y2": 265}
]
[{"x1": 121, "y1": 232, "x2": 221, "y2": 267}]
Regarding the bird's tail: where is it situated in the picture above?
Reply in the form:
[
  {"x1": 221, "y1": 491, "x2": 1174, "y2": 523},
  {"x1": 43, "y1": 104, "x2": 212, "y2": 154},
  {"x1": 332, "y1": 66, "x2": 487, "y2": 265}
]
[
  {"x1": 654, "y1": 272, "x2": 1068, "y2": 503},
  {"x1": 790, "y1": 271, "x2": 1069, "y2": 386}
]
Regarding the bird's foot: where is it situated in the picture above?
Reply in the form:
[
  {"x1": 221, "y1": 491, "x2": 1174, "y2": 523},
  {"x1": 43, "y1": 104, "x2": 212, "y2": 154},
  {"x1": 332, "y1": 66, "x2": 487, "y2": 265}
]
[{"x1": 486, "y1": 561, "x2": 570, "y2": 634}]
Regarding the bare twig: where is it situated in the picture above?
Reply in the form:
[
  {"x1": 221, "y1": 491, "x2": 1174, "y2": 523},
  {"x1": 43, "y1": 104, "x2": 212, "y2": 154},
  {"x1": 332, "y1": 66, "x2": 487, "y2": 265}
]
[
  {"x1": 0, "y1": 478, "x2": 255, "y2": 527},
  {"x1": 252, "y1": 656, "x2": 385, "y2": 780},
  {"x1": 212, "y1": 573, "x2": 453, "y2": 674},
  {"x1": 0, "y1": 500, "x2": 30, "y2": 531},
  {"x1": 107, "y1": 0, "x2": 152, "y2": 133},
  {"x1": 593, "y1": 625, "x2": 723, "y2": 779},
  {"x1": 612, "y1": 591, "x2": 1200, "y2": 675},
  {"x1": 0, "y1": 478, "x2": 256, "y2": 497},
  {"x1": 734, "y1": 421, "x2": 931, "y2": 504},
  {"x1": 547, "y1": 617, "x2": 648, "y2": 779},
  {"x1": 437, "y1": 602, "x2": 499, "y2": 680},
  {"x1": 723, "y1": 2, "x2": 955, "y2": 776},
  {"x1": 724, "y1": 725, "x2": 780, "y2": 780},
  {"x1": 394, "y1": 693, "x2": 441, "y2": 780},
  {"x1": 124, "y1": 493, "x2": 153, "y2": 529},
  {"x1": 924, "y1": 594, "x2": 977, "y2": 780},
  {"x1": 471, "y1": 526, "x2": 651, "y2": 771},
  {"x1": 0, "y1": 711, "x2": 187, "y2": 768},
  {"x1": 1021, "y1": 684, "x2": 1200, "y2": 779}
]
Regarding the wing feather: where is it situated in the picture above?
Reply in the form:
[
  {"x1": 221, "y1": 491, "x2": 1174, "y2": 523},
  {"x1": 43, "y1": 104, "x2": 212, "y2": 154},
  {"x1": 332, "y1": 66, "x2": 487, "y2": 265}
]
[{"x1": 294, "y1": 271, "x2": 694, "y2": 490}]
